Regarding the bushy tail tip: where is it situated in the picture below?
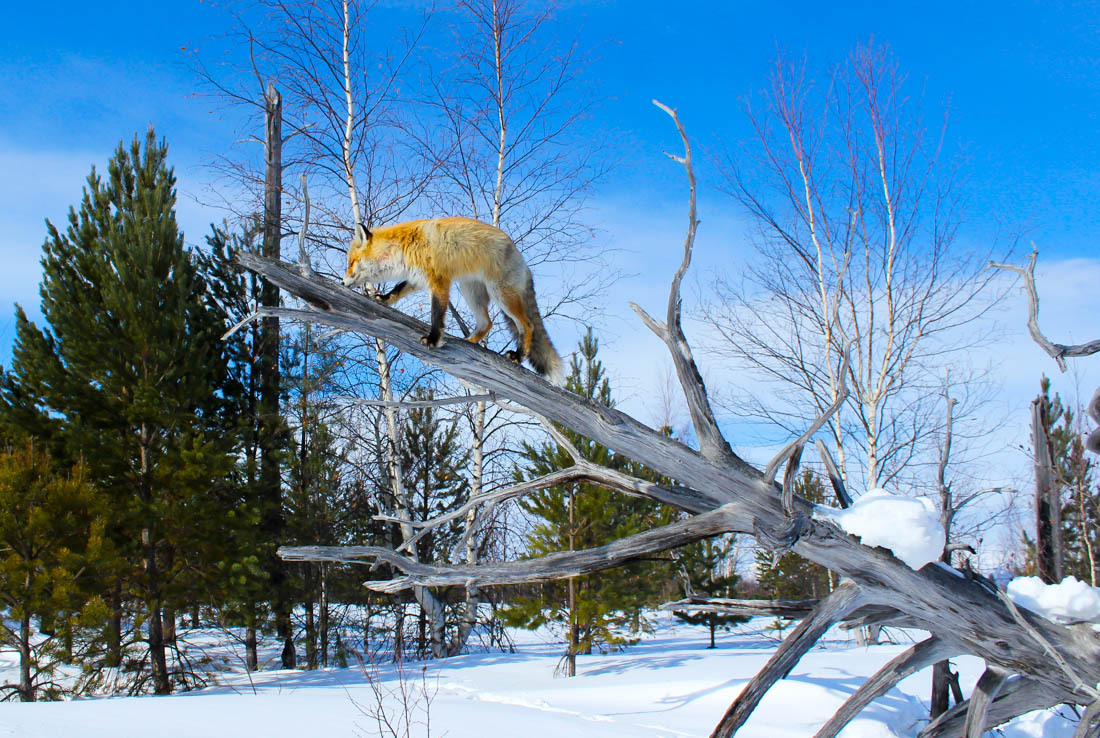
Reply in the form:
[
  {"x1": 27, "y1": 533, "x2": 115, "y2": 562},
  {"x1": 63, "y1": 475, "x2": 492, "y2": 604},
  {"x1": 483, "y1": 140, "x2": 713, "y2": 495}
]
[{"x1": 532, "y1": 342, "x2": 564, "y2": 386}]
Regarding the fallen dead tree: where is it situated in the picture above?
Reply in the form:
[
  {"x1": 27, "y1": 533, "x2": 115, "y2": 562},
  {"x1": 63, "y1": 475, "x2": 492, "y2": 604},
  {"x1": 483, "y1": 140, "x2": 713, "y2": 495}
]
[
  {"x1": 235, "y1": 103, "x2": 1100, "y2": 738},
  {"x1": 660, "y1": 597, "x2": 923, "y2": 634}
]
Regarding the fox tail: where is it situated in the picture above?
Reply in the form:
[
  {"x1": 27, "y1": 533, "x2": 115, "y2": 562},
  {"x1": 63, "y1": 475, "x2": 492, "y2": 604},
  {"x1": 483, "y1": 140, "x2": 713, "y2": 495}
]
[{"x1": 523, "y1": 275, "x2": 564, "y2": 385}]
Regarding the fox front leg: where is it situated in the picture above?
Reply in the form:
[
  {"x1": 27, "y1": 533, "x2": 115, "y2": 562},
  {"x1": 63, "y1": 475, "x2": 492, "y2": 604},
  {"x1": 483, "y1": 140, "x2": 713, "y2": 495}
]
[
  {"x1": 378, "y1": 280, "x2": 415, "y2": 306},
  {"x1": 422, "y1": 286, "x2": 449, "y2": 348}
]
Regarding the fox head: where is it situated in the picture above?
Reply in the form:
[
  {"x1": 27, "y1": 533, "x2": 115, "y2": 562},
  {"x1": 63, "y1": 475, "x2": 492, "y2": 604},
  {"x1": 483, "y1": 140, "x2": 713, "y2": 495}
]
[{"x1": 344, "y1": 223, "x2": 402, "y2": 288}]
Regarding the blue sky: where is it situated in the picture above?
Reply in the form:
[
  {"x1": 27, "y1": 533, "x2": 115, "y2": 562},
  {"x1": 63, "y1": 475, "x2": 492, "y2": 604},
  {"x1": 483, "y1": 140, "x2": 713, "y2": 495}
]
[{"x1": 2, "y1": 1, "x2": 1099, "y2": 552}]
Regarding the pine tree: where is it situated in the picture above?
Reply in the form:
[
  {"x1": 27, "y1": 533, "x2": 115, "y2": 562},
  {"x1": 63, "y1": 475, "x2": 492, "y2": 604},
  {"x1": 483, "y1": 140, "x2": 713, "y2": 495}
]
[
  {"x1": 1052, "y1": 407, "x2": 1098, "y2": 586},
  {"x1": 673, "y1": 535, "x2": 748, "y2": 648},
  {"x1": 0, "y1": 131, "x2": 236, "y2": 694},
  {"x1": 0, "y1": 442, "x2": 112, "y2": 701},
  {"x1": 503, "y1": 329, "x2": 677, "y2": 676},
  {"x1": 196, "y1": 222, "x2": 287, "y2": 671}
]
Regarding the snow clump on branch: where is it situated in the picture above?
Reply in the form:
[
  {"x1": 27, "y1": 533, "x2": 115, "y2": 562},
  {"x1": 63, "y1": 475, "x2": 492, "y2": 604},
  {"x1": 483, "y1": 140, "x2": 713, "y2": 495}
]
[
  {"x1": 1007, "y1": 576, "x2": 1100, "y2": 624},
  {"x1": 813, "y1": 489, "x2": 945, "y2": 570}
]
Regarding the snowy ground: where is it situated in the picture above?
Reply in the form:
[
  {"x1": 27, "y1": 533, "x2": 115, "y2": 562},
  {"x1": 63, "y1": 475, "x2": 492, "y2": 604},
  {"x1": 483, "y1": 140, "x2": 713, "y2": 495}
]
[{"x1": 0, "y1": 616, "x2": 1080, "y2": 737}]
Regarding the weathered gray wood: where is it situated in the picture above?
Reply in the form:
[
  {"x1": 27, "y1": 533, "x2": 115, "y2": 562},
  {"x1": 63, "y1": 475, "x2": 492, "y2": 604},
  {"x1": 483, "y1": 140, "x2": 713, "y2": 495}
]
[
  {"x1": 920, "y1": 676, "x2": 1064, "y2": 738},
  {"x1": 990, "y1": 250, "x2": 1100, "y2": 371},
  {"x1": 238, "y1": 250, "x2": 1100, "y2": 731},
  {"x1": 635, "y1": 101, "x2": 744, "y2": 471},
  {"x1": 381, "y1": 462, "x2": 711, "y2": 555},
  {"x1": 1074, "y1": 700, "x2": 1100, "y2": 738},
  {"x1": 710, "y1": 581, "x2": 866, "y2": 738},
  {"x1": 281, "y1": 503, "x2": 747, "y2": 593},
  {"x1": 815, "y1": 637, "x2": 955, "y2": 738},
  {"x1": 661, "y1": 596, "x2": 819, "y2": 619},
  {"x1": 815, "y1": 439, "x2": 852, "y2": 508},
  {"x1": 964, "y1": 666, "x2": 1010, "y2": 738}
]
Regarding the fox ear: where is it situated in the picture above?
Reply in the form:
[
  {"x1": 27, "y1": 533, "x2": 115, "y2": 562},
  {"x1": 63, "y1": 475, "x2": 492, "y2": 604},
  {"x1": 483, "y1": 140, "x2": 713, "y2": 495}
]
[{"x1": 354, "y1": 222, "x2": 371, "y2": 243}]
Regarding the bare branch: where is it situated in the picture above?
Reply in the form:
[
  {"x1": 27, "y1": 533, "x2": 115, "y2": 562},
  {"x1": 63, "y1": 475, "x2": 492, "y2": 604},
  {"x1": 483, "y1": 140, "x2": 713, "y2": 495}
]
[
  {"x1": 964, "y1": 667, "x2": 1010, "y2": 738},
  {"x1": 764, "y1": 338, "x2": 854, "y2": 483},
  {"x1": 990, "y1": 248, "x2": 1100, "y2": 371},
  {"x1": 815, "y1": 637, "x2": 955, "y2": 738},
  {"x1": 920, "y1": 676, "x2": 1064, "y2": 738},
  {"x1": 815, "y1": 438, "x2": 852, "y2": 508},
  {"x1": 280, "y1": 503, "x2": 747, "y2": 591},
  {"x1": 649, "y1": 100, "x2": 745, "y2": 470},
  {"x1": 711, "y1": 581, "x2": 867, "y2": 738},
  {"x1": 297, "y1": 172, "x2": 314, "y2": 276},
  {"x1": 350, "y1": 393, "x2": 496, "y2": 409}
]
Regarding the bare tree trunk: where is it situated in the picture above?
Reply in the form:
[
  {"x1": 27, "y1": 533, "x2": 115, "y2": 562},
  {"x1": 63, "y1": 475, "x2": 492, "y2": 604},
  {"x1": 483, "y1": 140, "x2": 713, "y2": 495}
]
[
  {"x1": 320, "y1": 563, "x2": 329, "y2": 668},
  {"x1": 163, "y1": 607, "x2": 176, "y2": 650},
  {"x1": 261, "y1": 81, "x2": 292, "y2": 671},
  {"x1": 1034, "y1": 394, "x2": 1063, "y2": 584},
  {"x1": 106, "y1": 580, "x2": 122, "y2": 669},
  {"x1": 18, "y1": 606, "x2": 33, "y2": 702},
  {"x1": 245, "y1": 624, "x2": 258, "y2": 672}
]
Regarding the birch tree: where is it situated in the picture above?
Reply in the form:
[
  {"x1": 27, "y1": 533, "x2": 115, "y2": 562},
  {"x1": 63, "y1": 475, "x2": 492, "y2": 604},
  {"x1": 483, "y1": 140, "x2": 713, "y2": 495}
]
[{"x1": 705, "y1": 41, "x2": 1001, "y2": 493}]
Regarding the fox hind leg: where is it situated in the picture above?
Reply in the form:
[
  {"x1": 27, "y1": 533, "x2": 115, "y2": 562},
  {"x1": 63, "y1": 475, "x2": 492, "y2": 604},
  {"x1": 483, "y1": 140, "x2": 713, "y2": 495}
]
[
  {"x1": 497, "y1": 288, "x2": 533, "y2": 363},
  {"x1": 459, "y1": 280, "x2": 492, "y2": 344}
]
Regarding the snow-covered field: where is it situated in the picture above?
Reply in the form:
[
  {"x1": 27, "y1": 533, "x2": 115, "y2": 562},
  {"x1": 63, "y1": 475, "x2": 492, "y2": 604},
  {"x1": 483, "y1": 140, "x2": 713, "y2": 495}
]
[{"x1": 0, "y1": 616, "x2": 1079, "y2": 737}]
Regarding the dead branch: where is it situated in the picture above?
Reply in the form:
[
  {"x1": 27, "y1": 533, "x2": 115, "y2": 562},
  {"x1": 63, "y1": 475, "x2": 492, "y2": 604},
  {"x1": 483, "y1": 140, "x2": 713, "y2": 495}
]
[
  {"x1": 377, "y1": 462, "x2": 709, "y2": 554},
  {"x1": 963, "y1": 666, "x2": 1010, "y2": 738},
  {"x1": 710, "y1": 581, "x2": 867, "y2": 738},
  {"x1": 1075, "y1": 700, "x2": 1100, "y2": 738},
  {"x1": 990, "y1": 248, "x2": 1100, "y2": 371},
  {"x1": 920, "y1": 676, "x2": 1065, "y2": 738},
  {"x1": 281, "y1": 503, "x2": 747, "y2": 593},
  {"x1": 815, "y1": 439, "x2": 852, "y2": 508},
  {"x1": 630, "y1": 100, "x2": 746, "y2": 472},
  {"x1": 815, "y1": 637, "x2": 955, "y2": 738},
  {"x1": 661, "y1": 596, "x2": 819, "y2": 619},
  {"x1": 350, "y1": 393, "x2": 496, "y2": 409},
  {"x1": 764, "y1": 338, "x2": 854, "y2": 484}
]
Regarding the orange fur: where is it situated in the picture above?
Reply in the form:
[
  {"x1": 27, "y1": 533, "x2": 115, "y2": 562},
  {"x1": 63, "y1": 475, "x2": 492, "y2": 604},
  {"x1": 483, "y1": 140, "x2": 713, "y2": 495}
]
[{"x1": 343, "y1": 217, "x2": 563, "y2": 384}]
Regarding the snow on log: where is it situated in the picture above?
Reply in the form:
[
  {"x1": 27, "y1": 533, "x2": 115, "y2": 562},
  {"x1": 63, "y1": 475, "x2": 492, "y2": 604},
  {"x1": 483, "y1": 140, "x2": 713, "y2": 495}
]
[
  {"x1": 1007, "y1": 576, "x2": 1100, "y2": 624},
  {"x1": 814, "y1": 489, "x2": 945, "y2": 570}
]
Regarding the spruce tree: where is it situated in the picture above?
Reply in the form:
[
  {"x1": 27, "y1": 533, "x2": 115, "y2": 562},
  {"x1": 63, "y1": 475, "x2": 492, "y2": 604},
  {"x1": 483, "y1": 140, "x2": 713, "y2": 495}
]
[
  {"x1": 503, "y1": 329, "x2": 677, "y2": 676},
  {"x1": 1, "y1": 131, "x2": 235, "y2": 694}
]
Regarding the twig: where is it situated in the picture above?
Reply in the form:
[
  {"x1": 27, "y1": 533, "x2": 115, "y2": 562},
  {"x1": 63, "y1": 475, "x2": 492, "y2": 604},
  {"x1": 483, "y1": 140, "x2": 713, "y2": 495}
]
[
  {"x1": 998, "y1": 590, "x2": 1100, "y2": 702},
  {"x1": 298, "y1": 172, "x2": 314, "y2": 277},
  {"x1": 764, "y1": 338, "x2": 855, "y2": 483},
  {"x1": 350, "y1": 393, "x2": 496, "y2": 409},
  {"x1": 990, "y1": 248, "x2": 1100, "y2": 371}
]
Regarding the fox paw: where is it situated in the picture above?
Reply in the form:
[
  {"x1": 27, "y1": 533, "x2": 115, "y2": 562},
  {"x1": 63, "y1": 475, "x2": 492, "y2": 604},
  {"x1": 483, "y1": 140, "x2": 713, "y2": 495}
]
[
  {"x1": 421, "y1": 334, "x2": 444, "y2": 348},
  {"x1": 505, "y1": 350, "x2": 524, "y2": 363}
]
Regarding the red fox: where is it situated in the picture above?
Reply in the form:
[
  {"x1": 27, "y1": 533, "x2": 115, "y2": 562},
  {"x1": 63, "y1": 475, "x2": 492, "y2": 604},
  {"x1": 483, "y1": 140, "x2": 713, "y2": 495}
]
[{"x1": 343, "y1": 216, "x2": 564, "y2": 385}]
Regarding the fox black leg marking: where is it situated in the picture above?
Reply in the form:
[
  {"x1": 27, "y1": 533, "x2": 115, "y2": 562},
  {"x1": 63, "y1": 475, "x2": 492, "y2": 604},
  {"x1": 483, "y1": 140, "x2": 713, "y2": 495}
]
[
  {"x1": 380, "y1": 281, "x2": 411, "y2": 305},
  {"x1": 422, "y1": 291, "x2": 448, "y2": 348}
]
